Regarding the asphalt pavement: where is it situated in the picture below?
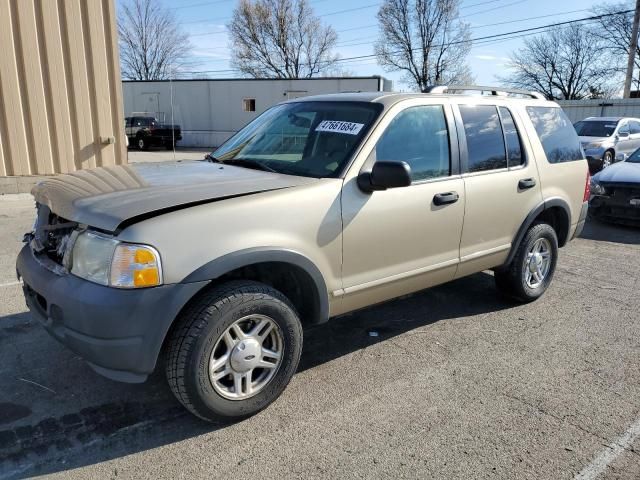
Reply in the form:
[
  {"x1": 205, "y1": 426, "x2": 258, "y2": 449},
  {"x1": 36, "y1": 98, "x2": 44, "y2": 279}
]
[{"x1": 0, "y1": 192, "x2": 639, "y2": 479}]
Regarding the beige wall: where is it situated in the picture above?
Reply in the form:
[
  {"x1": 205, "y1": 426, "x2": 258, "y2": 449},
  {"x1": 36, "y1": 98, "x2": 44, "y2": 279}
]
[{"x1": 0, "y1": 0, "x2": 126, "y2": 177}]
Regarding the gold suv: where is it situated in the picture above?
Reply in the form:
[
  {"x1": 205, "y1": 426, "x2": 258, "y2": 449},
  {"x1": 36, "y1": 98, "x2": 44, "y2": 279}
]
[{"x1": 17, "y1": 86, "x2": 590, "y2": 421}]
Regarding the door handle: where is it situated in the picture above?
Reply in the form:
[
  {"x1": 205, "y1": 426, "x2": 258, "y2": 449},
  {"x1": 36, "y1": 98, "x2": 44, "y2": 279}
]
[
  {"x1": 433, "y1": 191, "x2": 459, "y2": 206},
  {"x1": 518, "y1": 178, "x2": 537, "y2": 190}
]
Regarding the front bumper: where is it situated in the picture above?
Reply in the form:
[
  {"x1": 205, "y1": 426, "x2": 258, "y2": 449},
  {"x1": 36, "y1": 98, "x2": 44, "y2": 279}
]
[
  {"x1": 16, "y1": 245, "x2": 207, "y2": 383},
  {"x1": 589, "y1": 195, "x2": 640, "y2": 226}
]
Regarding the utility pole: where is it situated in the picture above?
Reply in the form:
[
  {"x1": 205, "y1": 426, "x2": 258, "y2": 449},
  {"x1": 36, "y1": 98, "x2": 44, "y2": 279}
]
[{"x1": 623, "y1": 0, "x2": 640, "y2": 98}]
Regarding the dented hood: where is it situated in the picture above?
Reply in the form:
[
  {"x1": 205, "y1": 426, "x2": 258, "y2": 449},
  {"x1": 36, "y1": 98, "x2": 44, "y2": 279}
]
[{"x1": 32, "y1": 161, "x2": 317, "y2": 231}]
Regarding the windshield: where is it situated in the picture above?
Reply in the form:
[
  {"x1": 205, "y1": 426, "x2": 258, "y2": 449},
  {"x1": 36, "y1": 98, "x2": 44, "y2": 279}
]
[
  {"x1": 211, "y1": 101, "x2": 382, "y2": 178},
  {"x1": 574, "y1": 120, "x2": 619, "y2": 137},
  {"x1": 627, "y1": 148, "x2": 640, "y2": 163}
]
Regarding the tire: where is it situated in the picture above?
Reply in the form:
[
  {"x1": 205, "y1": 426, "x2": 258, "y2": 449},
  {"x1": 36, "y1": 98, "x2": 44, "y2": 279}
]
[
  {"x1": 137, "y1": 136, "x2": 148, "y2": 150},
  {"x1": 602, "y1": 150, "x2": 614, "y2": 169},
  {"x1": 494, "y1": 222, "x2": 558, "y2": 303},
  {"x1": 165, "y1": 280, "x2": 303, "y2": 422}
]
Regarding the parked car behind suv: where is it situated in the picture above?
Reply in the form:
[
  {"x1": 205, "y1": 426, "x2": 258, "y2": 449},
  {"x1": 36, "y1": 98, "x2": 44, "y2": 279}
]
[
  {"x1": 17, "y1": 87, "x2": 589, "y2": 421},
  {"x1": 125, "y1": 116, "x2": 182, "y2": 150},
  {"x1": 574, "y1": 116, "x2": 640, "y2": 172},
  {"x1": 590, "y1": 147, "x2": 640, "y2": 225}
]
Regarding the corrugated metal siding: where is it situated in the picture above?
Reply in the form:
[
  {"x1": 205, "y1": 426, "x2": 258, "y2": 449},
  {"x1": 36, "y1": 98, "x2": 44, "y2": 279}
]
[
  {"x1": 558, "y1": 99, "x2": 640, "y2": 123},
  {"x1": 0, "y1": 0, "x2": 126, "y2": 176}
]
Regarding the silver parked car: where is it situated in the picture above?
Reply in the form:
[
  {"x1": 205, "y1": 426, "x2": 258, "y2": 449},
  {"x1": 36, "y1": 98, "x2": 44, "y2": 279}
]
[{"x1": 575, "y1": 117, "x2": 640, "y2": 172}]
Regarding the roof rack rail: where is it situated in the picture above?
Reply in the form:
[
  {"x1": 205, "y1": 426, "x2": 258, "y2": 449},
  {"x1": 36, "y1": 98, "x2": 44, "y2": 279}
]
[{"x1": 424, "y1": 85, "x2": 546, "y2": 100}]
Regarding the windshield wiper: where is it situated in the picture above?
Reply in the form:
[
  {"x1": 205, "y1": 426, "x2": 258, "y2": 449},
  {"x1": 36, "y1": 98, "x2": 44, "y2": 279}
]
[{"x1": 223, "y1": 158, "x2": 277, "y2": 173}]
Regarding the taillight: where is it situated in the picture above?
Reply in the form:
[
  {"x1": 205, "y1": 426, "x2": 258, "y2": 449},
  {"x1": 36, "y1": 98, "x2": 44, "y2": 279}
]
[{"x1": 583, "y1": 171, "x2": 591, "y2": 202}]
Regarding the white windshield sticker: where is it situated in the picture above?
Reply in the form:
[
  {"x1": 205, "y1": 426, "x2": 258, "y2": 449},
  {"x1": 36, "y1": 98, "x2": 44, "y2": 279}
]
[
  {"x1": 605, "y1": 124, "x2": 617, "y2": 128},
  {"x1": 315, "y1": 120, "x2": 364, "y2": 135}
]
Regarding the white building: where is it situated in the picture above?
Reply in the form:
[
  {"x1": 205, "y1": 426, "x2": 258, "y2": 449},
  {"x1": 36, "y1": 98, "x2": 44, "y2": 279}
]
[{"x1": 123, "y1": 77, "x2": 393, "y2": 147}]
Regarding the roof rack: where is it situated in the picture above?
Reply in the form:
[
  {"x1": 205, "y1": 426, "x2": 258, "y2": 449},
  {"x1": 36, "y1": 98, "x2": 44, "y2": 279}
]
[{"x1": 424, "y1": 85, "x2": 546, "y2": 100}]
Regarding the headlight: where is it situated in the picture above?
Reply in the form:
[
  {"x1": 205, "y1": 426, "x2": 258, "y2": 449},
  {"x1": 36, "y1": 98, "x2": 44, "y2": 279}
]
[
  {"x1": 590, "y1": 179, "x2": 606, "y2": 196},
  {"x1": 585, "y1": 142, "x2": 603, "y2": 149},
  {"x1": 71, "y1": 231, "x2": 162, "y2": 288}
]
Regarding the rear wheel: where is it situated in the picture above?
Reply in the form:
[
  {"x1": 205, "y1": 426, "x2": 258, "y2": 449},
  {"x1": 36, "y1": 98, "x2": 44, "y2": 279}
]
[
  {"x1": 494, "y1": 222, "x2": 558, "y2": 302},
  {"x1": 165, "y1": 280, "x2": 303, "y2": 421}
]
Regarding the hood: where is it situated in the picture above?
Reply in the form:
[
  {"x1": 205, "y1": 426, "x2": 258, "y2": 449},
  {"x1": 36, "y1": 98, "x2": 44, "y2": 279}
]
[
  {"x1": 32, "y1": 161, "x2": 317, "y2": 232},
  {"x1": 579, "y1": 136, "x2": 612, "y2": 145},
  {"x1": 594, "y1": 160, "x2": 640, "y2": 184}
]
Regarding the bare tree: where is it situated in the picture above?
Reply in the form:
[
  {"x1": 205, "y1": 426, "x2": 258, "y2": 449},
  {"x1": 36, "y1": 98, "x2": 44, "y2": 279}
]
[
  {"x1": 502, "y1": 24, "x2": 614, "y2": 100},
  {"x1": 590, "y1": 2, "x2": 640, "y2": 92},
  {"x1": 118, "y1": 0, "x2": 193, "y2": 80},
  {"x1": 375, "y1": 0, "x2": 472, "y2": 92},
  {"x1": 229, "y1": 0, "x2": 338, "y2": 78}
]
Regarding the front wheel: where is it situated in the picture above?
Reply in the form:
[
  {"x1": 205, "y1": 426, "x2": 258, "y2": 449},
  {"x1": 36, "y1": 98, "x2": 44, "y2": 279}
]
[
  {"x1": 137, "y1": 136, "x2": 148, "y2": 150},
  {"x1": 602, "y1": 150, "x2": 614, "y2": 169},
  {"x1": 494, "y1": 222, "x2": 558, "y2": 303},
  {"x1": 165, "y1": 281, "x2": 303, "y2": 421}
]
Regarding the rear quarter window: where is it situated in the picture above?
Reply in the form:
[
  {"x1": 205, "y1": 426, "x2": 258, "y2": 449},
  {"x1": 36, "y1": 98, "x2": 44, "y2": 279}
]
[{"x1": 526, "y1": 107, "x2": 583, "y2": 163}]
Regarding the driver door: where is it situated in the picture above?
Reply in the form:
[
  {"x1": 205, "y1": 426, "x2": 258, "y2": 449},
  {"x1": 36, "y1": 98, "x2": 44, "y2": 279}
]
[{"x1": 337, "y1": 101, "x2": 464, "y2": 315}]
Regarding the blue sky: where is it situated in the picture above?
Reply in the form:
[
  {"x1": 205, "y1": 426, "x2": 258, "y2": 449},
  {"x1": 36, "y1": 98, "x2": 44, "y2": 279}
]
[{"x1": 118, "y1": 0, "x2": 625, "y2": 90}]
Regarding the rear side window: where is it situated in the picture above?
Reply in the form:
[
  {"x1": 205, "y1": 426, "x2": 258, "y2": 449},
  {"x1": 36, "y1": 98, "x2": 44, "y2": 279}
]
[
  {"x1": 526, "y1": 107, "x2": 583, "y2": 163},
  {"x1": 459, "y1": 105, "x2": 507, "y2": 172},
  {"x1": 499, "y1": 107, "x2": 524, "y2": 167},
  {"x1": 376, "y1": 105, "x2": 450, "y2": 181}
]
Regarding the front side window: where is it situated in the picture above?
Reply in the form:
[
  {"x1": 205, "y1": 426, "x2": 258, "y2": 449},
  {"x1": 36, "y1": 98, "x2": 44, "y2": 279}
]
[
  {"x1": 213, "y1": 101, "x2": 382, "y2": 178},
  {"x1": 459, "y1": 105, "x2": 507, "y2": 172},
  {"x1": 618, "y1": 122, "x2": 630, "y2": 135},
  {"x1": 527, "y1": 107, "x2": 583, "y2": 163},
  {"x1": 630, "y1": 121, "x2": 640, "y2": 134},
  {"x1": 375, "y1": 105, "x2": 450, "y2": 182},
  {"x1": 499, "y1": 107, "x2": 525, "y2": 167}
]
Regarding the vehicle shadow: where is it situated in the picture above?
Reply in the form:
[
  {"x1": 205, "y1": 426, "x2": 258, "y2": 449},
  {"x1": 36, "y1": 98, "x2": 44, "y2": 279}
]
[
  {"x1": 579, "y1": 217, "x2": 640, "y2": 245},
  {"x1": 0, "y1": 271, "x2": 514, "y2": 479}
]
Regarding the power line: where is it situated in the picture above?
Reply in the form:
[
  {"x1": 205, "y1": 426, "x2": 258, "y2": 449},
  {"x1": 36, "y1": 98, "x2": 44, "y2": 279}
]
[
  {"x1": 179, "y1": 9, "x2": 632, "y2": 75},
  {"x1": 334, "y1": 8, "x2": 590, "y2": 47}
]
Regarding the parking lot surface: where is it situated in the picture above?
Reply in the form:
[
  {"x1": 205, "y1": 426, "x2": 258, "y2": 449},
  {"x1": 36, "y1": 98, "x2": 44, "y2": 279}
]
[{"x1": 0, "y1": 193, "x2": 639, "y2": 479}]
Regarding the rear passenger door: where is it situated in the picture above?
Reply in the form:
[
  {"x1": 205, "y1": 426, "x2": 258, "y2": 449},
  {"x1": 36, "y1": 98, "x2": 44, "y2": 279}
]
[
  {"x1": 453, "y1": 103, "x2": 543, "y2": 278},
  {"x1": 627, "y1": 120, "x2": 640, "y2": 154}
]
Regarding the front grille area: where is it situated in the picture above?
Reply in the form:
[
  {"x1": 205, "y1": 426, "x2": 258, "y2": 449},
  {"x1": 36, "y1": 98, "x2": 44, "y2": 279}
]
[
  {"x1": 591, "y1": 183, "x2": 640, "y2": 225},
  {"x1": 31, "y1": 203, "x2": 78, "y2": 267}
]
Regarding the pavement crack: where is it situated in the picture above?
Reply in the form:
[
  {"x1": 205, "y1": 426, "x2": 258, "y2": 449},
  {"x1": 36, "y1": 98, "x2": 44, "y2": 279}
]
[{"x1": 499, "y1": 392, "x2": 638, "y2": 455}]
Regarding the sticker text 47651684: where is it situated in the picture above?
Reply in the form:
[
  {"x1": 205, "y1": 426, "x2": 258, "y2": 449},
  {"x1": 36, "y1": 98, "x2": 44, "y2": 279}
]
[{"x1": 315, "y1": 120, "x2": 365, "y2": 135}]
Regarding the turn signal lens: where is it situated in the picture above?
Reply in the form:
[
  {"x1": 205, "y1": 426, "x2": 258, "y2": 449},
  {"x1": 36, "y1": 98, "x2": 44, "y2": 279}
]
[{"x1": 110, "y1": 244, "x2": 162, "y2": 288}]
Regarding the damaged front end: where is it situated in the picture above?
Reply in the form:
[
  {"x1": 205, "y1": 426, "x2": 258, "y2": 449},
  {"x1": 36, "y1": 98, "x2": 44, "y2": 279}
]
[{"x1": 24, "y1": 203, "x2": 81, "y2": 275}]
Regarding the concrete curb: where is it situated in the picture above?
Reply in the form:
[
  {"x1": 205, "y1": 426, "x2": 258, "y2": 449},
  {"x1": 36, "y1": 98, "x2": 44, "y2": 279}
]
[{"x1": 0, "y1": 176, "x2": 48, "y2": 195}]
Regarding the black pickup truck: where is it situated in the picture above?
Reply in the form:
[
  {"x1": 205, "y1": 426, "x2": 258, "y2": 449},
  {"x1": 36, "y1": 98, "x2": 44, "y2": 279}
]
[{"x1": 125, "y1": 116, "x2": 182, "y2": 150}]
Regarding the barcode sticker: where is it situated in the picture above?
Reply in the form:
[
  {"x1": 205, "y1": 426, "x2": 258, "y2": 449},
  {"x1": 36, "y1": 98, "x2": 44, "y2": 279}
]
[{"x1": 315, "y1": 120, "x2": 364, "y2": 135}]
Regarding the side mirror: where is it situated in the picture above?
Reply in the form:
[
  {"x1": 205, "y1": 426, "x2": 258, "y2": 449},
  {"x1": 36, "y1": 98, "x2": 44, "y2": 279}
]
[
  {"x1": 357, "y1": 161, "x2": 412, "y2": 192},
  {"x1": 616, "y1": 152, "x2": 628, "y2": 162},
  {"x1": 618, "y1": 131, "x2": 630, "y2": 138}
]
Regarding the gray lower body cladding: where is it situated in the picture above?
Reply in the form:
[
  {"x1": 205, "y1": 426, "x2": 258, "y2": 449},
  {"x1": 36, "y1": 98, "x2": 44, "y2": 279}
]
[{"x1": 16, "y1": 245, "x2": 208, "y2": 383}]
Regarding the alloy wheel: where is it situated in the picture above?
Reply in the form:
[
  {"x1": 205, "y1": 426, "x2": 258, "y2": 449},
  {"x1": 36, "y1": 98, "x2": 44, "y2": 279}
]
[{"x1": 209, "y1": 314, "x2": 283, "y2": 400}]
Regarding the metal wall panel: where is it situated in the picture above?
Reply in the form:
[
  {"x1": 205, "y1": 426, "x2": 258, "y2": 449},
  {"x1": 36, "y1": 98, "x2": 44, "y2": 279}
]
[
  {"x1": 123, "y1": 77, "x2": 391, "y2": 147},
  {"x1": 558, "y1": 99, "x2": 640, "y2": 123},
  {"x1": 0, "y1": 0, "x2": 126, "y2": 176}
]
